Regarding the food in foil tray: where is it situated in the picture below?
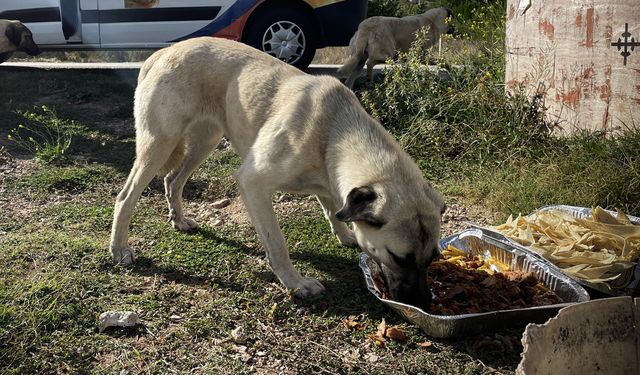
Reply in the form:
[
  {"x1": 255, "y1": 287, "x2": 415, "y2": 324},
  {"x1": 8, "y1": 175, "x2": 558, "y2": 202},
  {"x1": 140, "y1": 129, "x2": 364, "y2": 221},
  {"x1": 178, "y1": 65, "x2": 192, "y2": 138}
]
[
  {"x1": 372, "y1": 245, "x2": 562, "y2": 315},
  {"x1": 494, "y1": 207, "x2": 640, "y2": 291}
]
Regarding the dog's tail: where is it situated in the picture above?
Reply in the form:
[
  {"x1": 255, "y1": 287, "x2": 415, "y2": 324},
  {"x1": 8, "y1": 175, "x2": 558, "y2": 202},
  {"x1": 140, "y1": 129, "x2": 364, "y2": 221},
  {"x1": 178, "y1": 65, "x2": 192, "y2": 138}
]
[{"x1": 337, "y1": 31, "x2": 368, "y2": 75}]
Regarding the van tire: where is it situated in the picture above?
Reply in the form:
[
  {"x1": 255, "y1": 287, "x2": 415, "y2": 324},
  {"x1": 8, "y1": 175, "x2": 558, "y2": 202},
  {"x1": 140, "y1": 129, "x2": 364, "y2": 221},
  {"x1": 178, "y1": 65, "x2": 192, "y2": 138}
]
[{"x1": 243, "y1": 7, "x2": 316, "y2": 70}]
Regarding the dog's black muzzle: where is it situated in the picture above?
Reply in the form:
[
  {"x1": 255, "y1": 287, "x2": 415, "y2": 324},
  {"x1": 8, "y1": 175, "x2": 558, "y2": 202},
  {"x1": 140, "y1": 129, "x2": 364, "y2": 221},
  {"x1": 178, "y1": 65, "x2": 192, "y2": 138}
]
[
  {"x1": 444, "y1": 7, "x2": 456, "y2": 36},
  {"x1": 20, "y1": 38, "x2": 42, "y2": 56},
  {"x1": 381, "y1": 263, "x2": 431, "y2": 311}
]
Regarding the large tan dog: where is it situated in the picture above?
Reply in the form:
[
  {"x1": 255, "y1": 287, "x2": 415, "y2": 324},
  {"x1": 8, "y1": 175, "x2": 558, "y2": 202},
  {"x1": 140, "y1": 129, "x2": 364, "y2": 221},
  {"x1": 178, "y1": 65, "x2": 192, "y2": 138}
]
[
  {"x1": 338, "y1": 7, "x2": 454, "y2": 88},
  {"x1": 110, "y1": 37, "x2": 445, "y2": 310},
  {"x1": 0, "y1": 20, "x2": 41, "y2": 63}
]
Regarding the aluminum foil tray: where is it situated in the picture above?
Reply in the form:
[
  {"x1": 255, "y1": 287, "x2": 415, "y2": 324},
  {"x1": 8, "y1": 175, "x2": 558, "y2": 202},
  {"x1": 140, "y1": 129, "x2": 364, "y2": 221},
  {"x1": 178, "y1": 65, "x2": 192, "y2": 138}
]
[
  {"x1": 474, "y1": 205, "x2": 640, "y2": 297},
  {"x1": 359, "y1": 228, "x2": 590, "y2": 338}
]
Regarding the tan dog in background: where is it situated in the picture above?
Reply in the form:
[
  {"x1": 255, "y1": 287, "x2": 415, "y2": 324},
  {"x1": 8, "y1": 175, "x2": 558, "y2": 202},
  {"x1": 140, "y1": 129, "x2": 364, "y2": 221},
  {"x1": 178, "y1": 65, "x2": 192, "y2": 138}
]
[
  {"x1": 0, "y1": 20, "x2": 41, "y2": 63},
  {"x1": 110, "y1": 37, "x2": 445, "y2": 310},
  {"x1": 338, "y1": 7, "x2": 454, "y2": 88}
]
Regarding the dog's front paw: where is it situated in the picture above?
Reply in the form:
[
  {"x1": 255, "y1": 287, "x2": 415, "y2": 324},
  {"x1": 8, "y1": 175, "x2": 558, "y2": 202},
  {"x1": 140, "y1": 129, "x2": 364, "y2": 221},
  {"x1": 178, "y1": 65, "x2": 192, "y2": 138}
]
[
  {"x1": 171, "y1": 217, "x2": 199, "y2": 232},
  {"x1": 111, "y1": 246, "x2": 135, "y2": 265},
  {"x1": 292, "y1": 277, "x2": 326, "y2": 298}
]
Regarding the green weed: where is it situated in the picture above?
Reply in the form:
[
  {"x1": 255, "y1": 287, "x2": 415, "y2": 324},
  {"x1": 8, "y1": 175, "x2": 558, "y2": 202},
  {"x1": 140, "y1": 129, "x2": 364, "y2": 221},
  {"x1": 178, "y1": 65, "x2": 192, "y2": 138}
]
[
  {"x1": 360, "y1": 28, "x2": 552, "y2": 180},
  {"x1": 7, "y1": 106, "x2": 86, "y2": 163},
  {"x1": 367, "y1": 0, "x2": 426, "y2": 17}
]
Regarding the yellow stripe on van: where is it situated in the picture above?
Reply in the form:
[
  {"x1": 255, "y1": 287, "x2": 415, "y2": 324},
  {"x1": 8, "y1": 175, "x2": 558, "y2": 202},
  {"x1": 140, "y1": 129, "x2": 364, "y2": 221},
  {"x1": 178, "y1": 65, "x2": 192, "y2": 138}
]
[{"x1": 304, "y1": 0, "x2": 344, "y2": 8}]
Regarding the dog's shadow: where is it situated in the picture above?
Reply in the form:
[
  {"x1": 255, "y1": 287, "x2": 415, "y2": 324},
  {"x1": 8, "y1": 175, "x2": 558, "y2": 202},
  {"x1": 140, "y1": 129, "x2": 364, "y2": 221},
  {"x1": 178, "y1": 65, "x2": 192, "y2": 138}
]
[
  {"x1": 119, "y1": 221, "x2": 387, "y2": 318},
  {"x1": 199, "y1": 226, "x2": 382, "y2": 317},
  {"x1": 126, "y1": 254, "x2": 242, "y2": 292},
  {"x1": 125, "y1": 227, "x2": 255, "y2": 291},
  {"x1": 113, "y1": 228, "x2": 522, "y2": 370}
]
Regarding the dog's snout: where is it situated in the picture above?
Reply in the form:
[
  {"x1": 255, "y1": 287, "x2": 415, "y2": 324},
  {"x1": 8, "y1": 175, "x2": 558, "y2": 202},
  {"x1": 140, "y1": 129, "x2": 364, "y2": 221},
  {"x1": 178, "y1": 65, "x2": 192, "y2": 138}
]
[
  {"x1": 21, "y1": 38, "x2": 42, "y2": 56},
  {"x1": 394, "y1": 280, "x2": 431, "y2": 311},
  {"x1": 447, "y1": 25, "x2": 456, "y2": 35},
  {"x1": 381, "y1": 264, "x2": 431, "y2": 311},
  {"x1": 24, "y1": 44, "x2": 41, "y2": 56}
]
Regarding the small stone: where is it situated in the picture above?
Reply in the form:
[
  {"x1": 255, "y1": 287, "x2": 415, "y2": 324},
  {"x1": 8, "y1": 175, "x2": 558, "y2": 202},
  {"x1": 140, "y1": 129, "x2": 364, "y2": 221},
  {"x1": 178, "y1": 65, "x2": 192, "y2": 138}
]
[
  {"x1": 365, "y1": 353, "x2": 379, "y2": 363},
  {"x1": 231, "y1": 326, "x2": 246, "y2": 344},
  {"x1": 295, "y1": 307, "x2": 309, "y2": 315},
  {"x1": 98, "y1": 311, "x2": 140, "y2": 333},
  {"x1": 212, "y1": 198, "x2": 231, "y2": 209}
]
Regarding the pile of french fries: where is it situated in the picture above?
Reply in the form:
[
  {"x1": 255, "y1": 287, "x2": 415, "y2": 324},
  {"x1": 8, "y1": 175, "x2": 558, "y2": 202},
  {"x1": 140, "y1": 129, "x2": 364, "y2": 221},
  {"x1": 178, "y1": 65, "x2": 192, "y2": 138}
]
[
  {"x1": 494, "y1": 207, "x2": 640, "y2": 291},
  {"x1": 440, "y1": 245, "x2": 510, "y2": 275}
]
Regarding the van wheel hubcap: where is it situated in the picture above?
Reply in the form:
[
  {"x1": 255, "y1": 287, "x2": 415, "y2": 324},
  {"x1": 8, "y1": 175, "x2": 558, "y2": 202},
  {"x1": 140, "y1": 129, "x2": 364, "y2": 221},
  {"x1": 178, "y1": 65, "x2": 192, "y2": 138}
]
[{"x1": 262, "y1": 21, "x2": 305, "y2": 64}]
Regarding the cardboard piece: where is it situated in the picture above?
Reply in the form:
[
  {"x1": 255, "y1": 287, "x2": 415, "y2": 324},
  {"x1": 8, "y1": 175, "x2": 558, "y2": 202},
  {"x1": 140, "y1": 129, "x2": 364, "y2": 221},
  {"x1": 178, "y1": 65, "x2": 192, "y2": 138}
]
[{"x1": 517, "y1": 297, "x2": 640, "y2": 375}]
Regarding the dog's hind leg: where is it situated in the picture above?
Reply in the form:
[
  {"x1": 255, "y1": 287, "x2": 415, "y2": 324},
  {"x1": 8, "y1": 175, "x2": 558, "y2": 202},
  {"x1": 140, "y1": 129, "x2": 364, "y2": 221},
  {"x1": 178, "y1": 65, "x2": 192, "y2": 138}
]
[
  {"x1": 344, "y1": 56, "x2": 366, "y2": 89},
  {"x1": 110, "y1": 134, "x2": 180, "y2": 265},
  {"x1": 235, "y1": 158, "x2": 325, "y2": 298},
  {"x1": 316, "y1": 195, "x2": 358, "y2": 248},
  {"x1": 164, "y1": 123, "x2": 224, "y2": 232},
  {"x1": 365, "y1": 56, "x2": 387, "y2": 86},
  {"x1": 366, "y1": 59, "x2": 378, "y2": 85}
]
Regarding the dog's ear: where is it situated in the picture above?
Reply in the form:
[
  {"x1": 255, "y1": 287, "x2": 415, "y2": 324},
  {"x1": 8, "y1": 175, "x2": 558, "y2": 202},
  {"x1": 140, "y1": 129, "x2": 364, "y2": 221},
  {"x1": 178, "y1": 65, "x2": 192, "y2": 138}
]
[
  {"x1": 424, "y1": 182, "x2": 446, "y2": 215},
  {"x1": 445, "y1": 8, "x2": 454, "y2": 19},
  {"x1": 5, "y1": 23, "x2": 22, "y2": 47},
  {"x1": 335, "y1": 186, "x2": 386, "y2": 227}
]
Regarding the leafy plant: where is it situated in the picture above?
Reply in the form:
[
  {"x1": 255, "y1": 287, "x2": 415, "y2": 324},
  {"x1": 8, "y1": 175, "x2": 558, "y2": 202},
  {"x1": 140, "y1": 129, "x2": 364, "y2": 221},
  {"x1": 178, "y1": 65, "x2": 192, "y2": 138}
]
[
  {"x1": 360, "y1": 27, "x2": 553, "y2": 179},
  {"x1": 7, "y1": 106, "x2": 85, "y2": 163}
]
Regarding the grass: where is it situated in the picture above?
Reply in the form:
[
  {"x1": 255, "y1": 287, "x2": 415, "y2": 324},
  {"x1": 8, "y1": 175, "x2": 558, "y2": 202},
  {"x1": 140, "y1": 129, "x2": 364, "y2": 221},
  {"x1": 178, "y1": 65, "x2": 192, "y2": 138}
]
[
  {"x1": 0, "y1": 68, "x2": 523, "y2": 374},
  {"x1": 17, "y1": 164, "x2": 119, "y2": 196},
  {"x1": 1, "y1": 1, "x2": 638, "y2": 373},
  {"x1": 461, "y1": 127, "x2": 640, "y2": 218}
]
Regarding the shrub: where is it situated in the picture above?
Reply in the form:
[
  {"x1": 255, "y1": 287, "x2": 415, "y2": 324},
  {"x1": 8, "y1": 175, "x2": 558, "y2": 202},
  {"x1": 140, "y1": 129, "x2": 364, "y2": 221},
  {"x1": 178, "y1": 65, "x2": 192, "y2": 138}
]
[
  {"x1": 359, "y1": 27, "x2": 553, "y2": 179},
  {"x1": 359, "y1": 1, "x2": 640, "y2": 217}
]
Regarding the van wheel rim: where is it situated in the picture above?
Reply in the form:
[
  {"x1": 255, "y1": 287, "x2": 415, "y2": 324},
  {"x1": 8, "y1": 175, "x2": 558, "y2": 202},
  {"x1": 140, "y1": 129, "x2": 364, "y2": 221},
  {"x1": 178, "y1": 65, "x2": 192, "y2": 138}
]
[{"x1": 262, "y1": 21, "x2": 305, "y2": 64}]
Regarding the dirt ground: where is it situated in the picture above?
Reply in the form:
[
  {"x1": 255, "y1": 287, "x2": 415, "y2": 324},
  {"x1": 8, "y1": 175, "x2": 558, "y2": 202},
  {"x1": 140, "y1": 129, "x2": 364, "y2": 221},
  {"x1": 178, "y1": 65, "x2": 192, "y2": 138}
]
[{"x1": 0, "y1": 68, "x2": 528, "y2": 374}]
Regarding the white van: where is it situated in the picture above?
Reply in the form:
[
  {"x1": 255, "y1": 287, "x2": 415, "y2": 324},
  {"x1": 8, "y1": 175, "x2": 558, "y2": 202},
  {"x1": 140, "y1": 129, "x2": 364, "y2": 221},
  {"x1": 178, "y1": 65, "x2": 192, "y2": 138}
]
[{"x1": 0, "y1": 0, "x2": 368, "y2": 69}]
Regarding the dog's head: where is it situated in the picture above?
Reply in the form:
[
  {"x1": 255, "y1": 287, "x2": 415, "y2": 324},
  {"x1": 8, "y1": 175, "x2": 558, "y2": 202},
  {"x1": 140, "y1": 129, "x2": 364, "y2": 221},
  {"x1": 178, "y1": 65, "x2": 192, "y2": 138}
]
[
  {"x1": 444, "y1": 8, "x2": 455, "y2": 35},
  {"x1": 336, "y1": 181, "x2": 445, "y2": 311},
  {"x1": 5, "y1": 20, "x2": 41, "y2": 56},
  {"x1": 426, "y1": 7, "x2": 455, "y2": 36}
]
